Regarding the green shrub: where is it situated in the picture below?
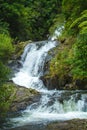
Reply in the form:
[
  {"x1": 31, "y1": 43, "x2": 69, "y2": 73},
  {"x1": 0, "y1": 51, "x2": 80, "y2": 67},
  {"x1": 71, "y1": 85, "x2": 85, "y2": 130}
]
[
  {"x1": 0, "y1": 62, "x2": 10, "y2": 84},
  {"x1": 70, "y1": 34, "x2": 87, "y2": 79},
  {"x1": 0, "y1": 34, "x2": 14, "y2": 117},
  {"x1": 49, "y1": 46, "x2": 70, "y2": 78},
  {"x1": 0, "y1": 83, "x2": 15, "y2": 117},
  {"x1": 0, "y1": 34, "x2": 14, "y2": 63}
]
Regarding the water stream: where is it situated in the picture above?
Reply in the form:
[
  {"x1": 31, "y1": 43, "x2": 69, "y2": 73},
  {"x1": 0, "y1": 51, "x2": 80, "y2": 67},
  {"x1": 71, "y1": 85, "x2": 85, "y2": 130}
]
[{"x1": 2, "y1": 39, "x2": 87, "y2": 129}]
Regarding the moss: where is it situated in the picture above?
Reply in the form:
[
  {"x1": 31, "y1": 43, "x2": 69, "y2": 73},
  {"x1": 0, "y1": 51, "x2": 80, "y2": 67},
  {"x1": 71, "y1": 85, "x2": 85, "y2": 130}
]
[
  {"x1": 46, "y1": 119, "x2": 87, "y2": 130},
  {"x1": 13, "y1": 86, "x2": 39, "y2": 103},
  {"x1": 0, "y1": 82, "x2": 40, "y2": 116},
  {"x1": 14, "y1": 40, "x2": 32, "y2": 59},
  {"x1": 46, "y1": 35, "x2": 87, "y2": 90},
  {"x1": 6, "y1": 83, "x2": 40, "y2": 112},
  {"x1": 0, "y1": 82, "x2": 16, "y2": 117}
]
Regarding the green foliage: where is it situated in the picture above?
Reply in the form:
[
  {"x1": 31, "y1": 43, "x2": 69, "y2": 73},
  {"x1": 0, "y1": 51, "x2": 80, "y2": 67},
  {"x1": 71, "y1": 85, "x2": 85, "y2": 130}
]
[
  {"x1": 0, "y1": 33, "x2": 14, "y2": 84},
  {"x1": 0, "y1": 83, "x2": 15, "y2": 117},
  {"x1": 49, "y1": 1, "x2": 87, "y2": 82},
  {"x1": 70, "y1": 34, "x2": 87, "y2": 79},
  {"x1": 0, "y1": 1, "x2": 30, "y2": 41},
  {"x1": 69, "y1": 10, "x2": 87, "y2": 35},
  {"x1": 0, "y1": 33, "x2": 14, "y2": 116},
  {"x1": 49, "y1": 45, "x2": 71, "y2": 78},
  {"x1": 62, "y1": 0, "x2": 87, "y2": 20},
  {"x1": 0, "y1": 0, "x2": 62, "y2": 41},
  {"x1": 0, "y1": 62, "x2": 10, "y2": 84},
  {"x1": 0, "y1": 34, "x2": 14, "y2": 62},
  {"x1": 26, "y1": 0, "x2": 62, "y2": 41},
  {"x1": 49, "y1": 6, "x2": 87, "y2": 81},
  {"x1": 49, "y1": 14, "x2": 65, "y2": 36},
  {"x1": 49, "y1": 33, "x2": 87, "y2": 80},
  {"x1": 67, "y1": 10, "x2": 87, "y2": 79},
  {"x1": 62, "y1": 0, "x2": 87, "y2": 36},
  {"x1": 0, "y1": 21, "x2": 9, "y2": 35}
]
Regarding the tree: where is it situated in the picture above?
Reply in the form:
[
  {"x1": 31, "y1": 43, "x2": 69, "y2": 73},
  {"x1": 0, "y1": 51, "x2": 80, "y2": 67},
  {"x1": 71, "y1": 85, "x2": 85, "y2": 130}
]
[{"x1": 0, "y1": 0, "x2": 62, "y2": 41}]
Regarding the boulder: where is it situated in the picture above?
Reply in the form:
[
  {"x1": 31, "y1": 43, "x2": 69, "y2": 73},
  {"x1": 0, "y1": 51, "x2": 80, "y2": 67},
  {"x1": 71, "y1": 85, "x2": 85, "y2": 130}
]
[
  {"x1": 46, "y1": 119, "x2": 87, "y2": 130},
  {"x1": 41, "y1": 75, "x2": 72, "y2": 90},
  {"x1": 9, "y1": 83, "x2": 40, "y2": 112}
]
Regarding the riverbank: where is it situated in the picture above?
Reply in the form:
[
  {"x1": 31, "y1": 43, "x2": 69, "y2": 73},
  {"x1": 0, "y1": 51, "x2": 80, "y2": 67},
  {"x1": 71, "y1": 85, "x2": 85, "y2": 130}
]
[{"x1": 8, "y1": 119, "x2": 87, "y2": 130}]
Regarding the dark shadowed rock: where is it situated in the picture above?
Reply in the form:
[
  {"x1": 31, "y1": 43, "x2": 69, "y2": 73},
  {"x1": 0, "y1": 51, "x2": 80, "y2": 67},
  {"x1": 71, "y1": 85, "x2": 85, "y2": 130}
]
[
  {"x1": 41, "y1": 74, "x2": 87, "y2": 90},
  {"x1": 41, "y1": 75, "x2": 72, "y2": 90},
  {"x1": 75, "y1": 79, "x2": 87, "y2": 89}
]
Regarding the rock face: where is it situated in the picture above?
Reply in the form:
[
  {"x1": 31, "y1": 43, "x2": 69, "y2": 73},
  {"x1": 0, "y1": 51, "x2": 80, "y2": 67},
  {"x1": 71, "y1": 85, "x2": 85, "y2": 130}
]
[
  {"x1": 41, "y1": 38, "x2": 87, "y2": 90},
  {"x1": 43, "y1": 76, "x2": 87, "y2": 90},
  {"x1": 75, "y1": 79, "x2": 87, "y2": 89},
  {"x1": 8, "y1": 41, "x2": 32, "y2": 73},
  {"x1": 46, "y1": 119, "x2": 87, "y2": 130},
  {"x1": 41, "y1": 75, "x2": 73, "y2": 90},
  {"x1": 9, "y1": 84, "x2": 40, "y2": 112},
  {"x1": 10, "y1": 119, "x2": 87, "y2": 130}
]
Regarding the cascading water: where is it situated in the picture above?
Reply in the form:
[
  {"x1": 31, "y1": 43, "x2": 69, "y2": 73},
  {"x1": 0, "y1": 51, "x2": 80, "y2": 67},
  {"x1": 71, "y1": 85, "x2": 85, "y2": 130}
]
[
  {"x1": 12, "y1": 40, "x2": 56, "y2": 91},
  {"x1": 3, "y1": 39, "x2": 87, "y2": 129}
]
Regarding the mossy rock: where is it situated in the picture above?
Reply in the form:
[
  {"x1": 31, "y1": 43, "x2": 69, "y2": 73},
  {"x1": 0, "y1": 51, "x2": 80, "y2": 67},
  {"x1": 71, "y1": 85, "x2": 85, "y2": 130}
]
[
  {"x1": 0, "y1": 82, "x2": 16, "y2": 118},
  {"x1": 13, "y1": 85, "x2": 39, "y2": 103},
  {"x1": 8, "y1": 83, "x2": 40, "y2": 112},
  {"x1": 0, "y1": 82, "x2": 40, "y2": 113},
  {"x1": 46, "y1": 119, "x2": 87, "y2": 130},
  {"x1": 14, "y1": 40, "x2": 32, "y2": 60}
]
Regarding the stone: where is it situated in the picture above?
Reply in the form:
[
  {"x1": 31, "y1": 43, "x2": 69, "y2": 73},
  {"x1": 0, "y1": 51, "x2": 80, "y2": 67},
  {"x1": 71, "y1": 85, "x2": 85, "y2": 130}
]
[
  {"x1": 46, "y1": 119, "x2": 87, "y2": 130},
  {"x1": 9, "y1": 119, "x2": 87, "y2": 130},
  {"x1": 9, "y1": 83, "x2": 40, "y2": 112}
]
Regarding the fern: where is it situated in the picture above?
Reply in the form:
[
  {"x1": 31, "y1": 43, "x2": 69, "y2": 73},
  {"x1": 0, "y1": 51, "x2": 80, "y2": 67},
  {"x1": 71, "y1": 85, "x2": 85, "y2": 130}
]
[{"x1": 70, "y1": 10, "x2": 87, "y2": 29}]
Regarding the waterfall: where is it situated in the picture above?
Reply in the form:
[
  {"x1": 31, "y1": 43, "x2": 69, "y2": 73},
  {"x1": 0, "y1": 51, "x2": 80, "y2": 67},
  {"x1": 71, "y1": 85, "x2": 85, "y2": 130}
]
[
  {"x1": 12, "y1": 40, "x2": 56, "y2": 91},
  {"x1": 8, "y1": 39, "x2": 87, "y2": 128}
]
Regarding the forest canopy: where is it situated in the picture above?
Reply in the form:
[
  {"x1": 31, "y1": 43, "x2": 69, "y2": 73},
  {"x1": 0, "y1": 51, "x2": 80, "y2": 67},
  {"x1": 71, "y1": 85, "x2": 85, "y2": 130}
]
[{"x1": 0, "y1": 0, "x2": 62, "y2": 41}]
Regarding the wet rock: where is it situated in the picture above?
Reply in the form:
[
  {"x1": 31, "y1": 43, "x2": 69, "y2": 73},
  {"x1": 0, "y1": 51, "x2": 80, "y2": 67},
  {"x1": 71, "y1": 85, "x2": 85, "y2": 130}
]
[
  {"x1": 75, "y1": 79, "x2": 87, "y2": 89},
  {"x1": 42, "y1": 73, "x2": 87, "y2": 90},
  {"x1": 41, "y1": 75, "x2": 72, "y2": 90},
  {"x1": 9, "y1": 123, "x2": 46, "y2": 130},
  {"x1": 42, "y1": 41, "x2": 59, "y2": 76},
  {"x1": 9, "y1": 119, "x2": 87, "y2": 130},
  {"x1": 8, "y1": 41, "x2": 32, "y2": 73},
  {"x1": 9, "y1": 84, "x2": 40, "y2": 112},
  {"x1": 46, "y1": 119, "x2": 87, "y2": 130}
]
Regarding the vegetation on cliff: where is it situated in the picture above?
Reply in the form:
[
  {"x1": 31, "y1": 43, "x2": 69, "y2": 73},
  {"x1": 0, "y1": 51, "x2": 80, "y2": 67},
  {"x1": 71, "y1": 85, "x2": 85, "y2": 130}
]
[
  {"x1": 49, "y1": 0, "x2": 87, "y2": 88},
  {"x1": 0, "y1": 34, "x2": 14, "y2": 117}
]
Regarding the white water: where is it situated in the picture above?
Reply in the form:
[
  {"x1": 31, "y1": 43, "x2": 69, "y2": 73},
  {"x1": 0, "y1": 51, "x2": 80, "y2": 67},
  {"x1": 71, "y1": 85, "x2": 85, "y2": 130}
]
[
  {"x1": 51, "y1": 26, "x2": 64, "y2": 40},
  {"x1": 12, "y1": 41, "x2": 56, "y2": 91},
  {"x1": 11, "y1": 40, "x2": 87, "y2": 127}
]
